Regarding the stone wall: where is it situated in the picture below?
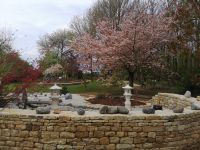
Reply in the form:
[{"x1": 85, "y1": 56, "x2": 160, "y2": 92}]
[
  {"x1": 0, "y1": 109, "x2": 200, "y2": 150},
  {"x1": 151, "y1": 93, "x2": 197, "y2": 109}
]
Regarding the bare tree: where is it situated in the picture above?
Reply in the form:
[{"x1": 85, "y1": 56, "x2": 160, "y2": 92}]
[
  {"x1": 37, "y1": 29, "x2": 75, "y2": 58},
  {"x1": 70, "y1": 0, "x2": 131, "y2": 37},
  {"x1": 0, "y1": 29, "x2": 14, "y2": 53}
]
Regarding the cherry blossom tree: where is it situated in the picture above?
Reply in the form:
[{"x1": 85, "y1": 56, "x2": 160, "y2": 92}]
[{"x1": 73, "y1": 2, "x2": 173, "y2": 86}]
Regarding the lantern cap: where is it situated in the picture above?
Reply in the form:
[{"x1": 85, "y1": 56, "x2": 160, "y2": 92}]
[
  {"x1": 50, "y1": 84, "x2": 62, "y2": 90},
  {"x1": 122, "y1": 84, "x2": 133, "y2": 89}
]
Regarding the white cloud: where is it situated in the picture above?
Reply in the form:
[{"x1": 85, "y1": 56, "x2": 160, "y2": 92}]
[{"x1": 0, "y1": 0, "x2": 96, "y2": 61}]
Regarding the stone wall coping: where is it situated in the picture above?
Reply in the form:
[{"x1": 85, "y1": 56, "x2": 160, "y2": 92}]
[
  {"x1": 0, "y1": 108, "x2": 200, "y2": 120},
  {"x1": 158, "y1": 93, "x2": 197, "y2": 103}
]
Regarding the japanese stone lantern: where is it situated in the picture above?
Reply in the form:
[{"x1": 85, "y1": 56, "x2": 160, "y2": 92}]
[
  {"x1": 50, "y1": 84, "x2": 62, "y2": 97},
  {"x1": 123, "y1": 84, "x2": 133, "y2": 110}
]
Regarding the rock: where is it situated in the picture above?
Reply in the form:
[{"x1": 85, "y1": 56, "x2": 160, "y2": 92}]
[
  {"x1": 65, "y1": 93, "x2": 72, "y2": 100},
  {"x1": 99, "y1": 106, "x2": 109, "y2": 114},
  {"x1": 107, "y1": 106, "x2": 118, "y2": 114},
  {"x1": 197, "y1": 96, "x2": 200, "y2": 101},
  {"x1": 191, "y1": 103, "x2": 200, "y2": 110},
  {"x1": 184, "y1": 91, "x2": 191, "y2": 98},
  {"x1": 77, "y1": 109, "x2": 85, "y2": 115},
  {"x1": 173, "y1": 107, "x2": 184, "y2": 113},
  {"x1": 36, "y1": 107, "x2": 51, "y2": 114},
  {"x1": 66, "y1": 103, "x2": 73, "y2": 107},
  {"x1": 53, "y1": 109, "x2": 61, "y2": 114},
  {"x1": 142, "y1": 107, "x2": 155, "y2": 114},
  {"x1": 153, "y1": 105, "x2": 163, "y2": 110},
  {"x1": 117, "y1": 106, "x2": 129, "y2": 114}
]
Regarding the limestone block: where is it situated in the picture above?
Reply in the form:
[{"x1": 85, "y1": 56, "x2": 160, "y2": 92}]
[
  {"x1": 105, "y1": 144, "x2": 115, "y2": 150},
  {"x1": 99, "y1": 137, "x2": 109, "y2": 145},
  {"x1": 116, "y1": 144, "x2": 133, "y2": 150},
  {"x1": 105, "y1": 132, "x2": 115, "y2": 136},
  {"x1": 82, "y1": 138, "x2": 99, "y2": 145},
  {"x1": 57, "y1": 145, "x2": 72, "y2": 150},
  {"x1": 60, "y1": 132, "x2": 75, "y2": 138},
  {"x1": 148, "y1": 132, "x2": 156, "y2": 138},
  {"x1": 120, "y1": 137, "x2": 133, "y2": 144},
  {"x1": 75, "y1": 132, "x2": 88, "y2": 138},
  {"x1": 110, "y1": 137, "x2": 119, "y2": 143}
]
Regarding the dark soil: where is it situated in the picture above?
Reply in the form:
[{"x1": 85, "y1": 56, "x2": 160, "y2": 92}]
[{"x1": 88, "y1": 97, "x2": 146, "y2": 106}]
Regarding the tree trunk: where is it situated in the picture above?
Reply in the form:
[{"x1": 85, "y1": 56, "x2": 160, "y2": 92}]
[
  {"x1": 128, "y1": 71, "x2": 134, "y2": 87},
  {"x1": 22, "y1": 89, "x2": 28, "y2": 109},
  {"x1": 90, "y1": 56, "x2": 93, "y2": 80}
]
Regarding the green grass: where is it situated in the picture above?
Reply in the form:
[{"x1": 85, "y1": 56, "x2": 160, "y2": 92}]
[
  {"x1": 66, "y1": 81, "x2": 123, "y2": 95},
  {"x1": 4, "y1": 83, "x2": 20, "y2": 93},
  {"x1": 3, "y1": 81, "x2": 123, "y2": 95},
  {"x1": 3, "y1": 80, "x2": 184, "y2": 97}
]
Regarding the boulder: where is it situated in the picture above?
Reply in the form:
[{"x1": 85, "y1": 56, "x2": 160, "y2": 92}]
[
  {"x1": 107, "y1": 106, "x2": 118, "y2": 114},
  {"x1": 65, "y1": 93, "x2": 72, "y2": 100},
  {"x1": 99, "y1": 106, "x2": 109, "y2": 114},
  {"x1": 117, "y1": 106, "x2": 129, "y2": 114},
  {"x1": 36, "y1": 107, "x2": 51, "y2": 114},
  {"x1": 173, "y1": 107, "x2": 184, "y2": 113},
  {"x1": 184, "y1": 91, "x2": 191, "y2": 98},
  {"x1": 142, "y1": 107, "x2": 155, "y2": 114},
  {"x1": 191, "y1": 103, "x2": 200, "y2": 110},
  {"x1": 77, "y1": 109, "x2": 85, "y2": 115}
]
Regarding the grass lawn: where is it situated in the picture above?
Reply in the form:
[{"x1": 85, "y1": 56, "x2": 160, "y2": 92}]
[
  {"x1": 4, "y1": 81, "x2": 123, "y2": 96},
  {"x1": 3, "y1": 80, "x2": 185, "y2": 97}
]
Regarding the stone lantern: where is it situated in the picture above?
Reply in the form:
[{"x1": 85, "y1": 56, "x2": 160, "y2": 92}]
[
  {"x1": 50, "y1": 84, "x2": 62, "y2": 97},
  {"x1": 123, "y1": 84, "x2": 133, "y2": 110}
]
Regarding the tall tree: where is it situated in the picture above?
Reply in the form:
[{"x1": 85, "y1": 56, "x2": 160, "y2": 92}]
[
  {"x1": 73, "y1": 1, "x2": 173, "y2": 86},
  {"x1": 38, "y1": 29, "x2": 79, "y2": 79},
  {"x1": 38, "y1": 29, "x2": 74, "y2": 58},
  {"x1": 0, "y1": 29, "x2": 14, "y2": 53},
  {"x1": 70, "y1": 0, "x2": 131, "y2": 37},
  {"x1": 166, "y1": 0, "x2": 200, "y2": 89}
]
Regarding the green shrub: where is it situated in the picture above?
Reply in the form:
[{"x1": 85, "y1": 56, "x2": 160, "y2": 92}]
[{"x1": 61, "y1": 86, "x2": 69, "y2": 94}]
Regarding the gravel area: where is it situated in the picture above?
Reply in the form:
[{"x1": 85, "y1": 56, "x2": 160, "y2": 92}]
[{"x1": 0, "y1": 107, "x2": 197, "y2": 117}]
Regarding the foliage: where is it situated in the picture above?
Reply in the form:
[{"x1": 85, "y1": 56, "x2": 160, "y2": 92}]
[
  {"x1": 0, "y1": 52, "x2": 29, "y2": 82},
  {"x1": 73, "y1": 1, "x2": 173, "y2": 86},
  {"x1": 61, "y1": 86, "x2": 69, "y2": 95},
  {"x1": 163, "y1": 0, "x2": 200, "y2": 89},
  {"x1": 0, "y1": 29, "x2": 14, "y2": 52},
  {"x1": 38, "y1": 29, "x2": 79, "y2": 79},
  {"x1": 39, "y1": 51, "x2": 60, "y2": 71}
]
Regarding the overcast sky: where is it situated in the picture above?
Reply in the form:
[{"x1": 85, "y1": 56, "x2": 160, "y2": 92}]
[{"x1": 0, "y1": 0, "x2": 95, "y2": 61}]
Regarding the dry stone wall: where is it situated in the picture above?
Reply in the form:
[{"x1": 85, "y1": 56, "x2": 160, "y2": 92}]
[
  {"x1": 151, "y1": 93, "x2": 197, "y2": 109},
  {"x1": 0, "y1": 109, "x2": 200, "y2": 150}
]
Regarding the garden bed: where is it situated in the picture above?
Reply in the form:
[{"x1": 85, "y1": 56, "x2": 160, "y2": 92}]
[{"x1": 88, "y1": 97, "x2": 146, "y2": 106}]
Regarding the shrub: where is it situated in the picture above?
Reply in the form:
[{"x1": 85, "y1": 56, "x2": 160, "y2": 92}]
[{"x1": 61, "y1": 86, "x2": 69, "y2": 94}]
